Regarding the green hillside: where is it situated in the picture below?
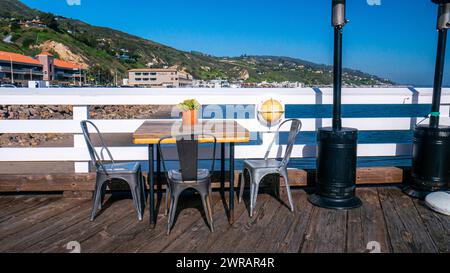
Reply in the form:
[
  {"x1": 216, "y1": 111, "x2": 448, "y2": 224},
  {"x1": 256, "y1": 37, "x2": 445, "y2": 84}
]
[{"x1": 0, "y1": 0, "x2": 394, "y2": 86}]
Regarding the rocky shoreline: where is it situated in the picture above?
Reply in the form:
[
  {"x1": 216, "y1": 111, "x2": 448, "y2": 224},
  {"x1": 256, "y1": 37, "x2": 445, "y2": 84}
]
[{"x1": 0, "y1": 105, "x2": 174, "y2": 147}]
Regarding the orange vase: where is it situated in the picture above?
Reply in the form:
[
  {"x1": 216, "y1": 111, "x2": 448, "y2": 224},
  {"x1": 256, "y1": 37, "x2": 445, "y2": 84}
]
[{"x1": 182, "y1": 110, "x2": 198, "y2": 125}]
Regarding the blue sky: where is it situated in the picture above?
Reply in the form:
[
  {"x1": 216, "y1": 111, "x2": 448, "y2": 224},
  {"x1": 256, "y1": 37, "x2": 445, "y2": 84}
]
[{"x1": 20, "y1": 0, "x2": 450, "y2": 86}]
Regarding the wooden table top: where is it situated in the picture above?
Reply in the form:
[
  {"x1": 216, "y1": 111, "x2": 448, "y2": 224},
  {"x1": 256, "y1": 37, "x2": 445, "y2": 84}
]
[{"x1": 133, "y1": 120, "x2": 250, "y2": 144}]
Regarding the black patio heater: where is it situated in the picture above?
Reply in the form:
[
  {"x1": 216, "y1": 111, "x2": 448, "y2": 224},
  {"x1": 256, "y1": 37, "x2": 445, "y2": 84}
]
[
  {"x1": 308, "y1": 0, "x2": 362, "y2": 209},
  {"x1": 404, "y1": 0, "x2": 450, "y2": 199}
]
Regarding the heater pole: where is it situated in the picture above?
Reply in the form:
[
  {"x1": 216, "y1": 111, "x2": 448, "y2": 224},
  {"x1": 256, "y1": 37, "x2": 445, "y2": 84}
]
[
  {"x1": 333, "y1": 27, "x2": 343, "y2": 130},
  {"x1": 308, "y1": 0, "x2": 361, "y2": 210},
  {"x1": 430, "y1": 4, "x2": 449, "y2": 128},
  {"x1": 332, "y1": 0, "x2": 346, "y2": 130},
  {"x1": 404, "y1": 1, "x2": 450, "y2": 199}
]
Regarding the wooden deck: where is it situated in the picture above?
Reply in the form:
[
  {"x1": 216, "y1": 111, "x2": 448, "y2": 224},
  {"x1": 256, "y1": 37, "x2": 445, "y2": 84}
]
[{"x1": 0, "y1": 187, "x2": 449, "y2": 253}]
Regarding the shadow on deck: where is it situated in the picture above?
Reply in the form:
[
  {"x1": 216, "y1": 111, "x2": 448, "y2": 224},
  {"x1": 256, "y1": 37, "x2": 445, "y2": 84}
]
[{"x1": 0, "y1": 187, "x2": 449, "y2": 253}]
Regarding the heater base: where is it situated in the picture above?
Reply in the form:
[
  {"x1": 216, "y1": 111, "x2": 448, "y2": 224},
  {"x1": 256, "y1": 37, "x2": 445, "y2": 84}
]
[
  {"x1": 407, "y1": 125, "x2": 450, "y2": 200},
  {"x1": 402, "y1": 186, "x2": 431, "y2": 200},
  {"x1": 310, "y1": 127, "x2": 361, "y2": 210},
  {"x1": 308, "y1": 193, "x2": 362, "y2": 210}
]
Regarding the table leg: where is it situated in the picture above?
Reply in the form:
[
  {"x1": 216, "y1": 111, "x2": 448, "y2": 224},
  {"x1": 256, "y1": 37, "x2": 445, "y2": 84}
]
[
  {"x1": 156, "y1": 145, "x2": 162, "y2": 199},
  {"x1": 229, "y1": 143, "x2": 235, "y2": 224},
  {"x1": 220, "y1": 143, "x2": 225, "y2": 192},
  {"x1": 148, "y1": 144, "x2": 155, "y2": 228}
]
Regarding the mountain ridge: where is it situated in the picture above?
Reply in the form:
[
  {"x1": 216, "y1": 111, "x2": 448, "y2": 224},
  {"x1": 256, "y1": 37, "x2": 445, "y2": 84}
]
[{"x1": 0, "y1": 0, "x2": 394, "y2": 86}]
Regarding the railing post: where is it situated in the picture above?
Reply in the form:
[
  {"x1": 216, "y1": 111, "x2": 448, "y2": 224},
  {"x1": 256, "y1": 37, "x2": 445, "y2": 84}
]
[{"x1": 73, "y1": 105, "x2": 89, "y2": 173}]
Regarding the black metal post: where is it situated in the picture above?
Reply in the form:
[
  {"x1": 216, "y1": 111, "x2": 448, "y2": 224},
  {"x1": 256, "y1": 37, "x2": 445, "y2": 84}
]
[
  {"x1": 157, "y1": 144, "x2": 162, "y2": 200},
  {"x1": 229, "y1": 143, "x2": 235, "y2": 224},
  {"x1": 333, "y1": 27, "x2": 343, "y2": 131},
  {"x1": 148, "y1": 144, "x2": 155, "y2": 227},
  {"x1": 308, "y1": 0, "x2": 362, "y2": 210},
  {"x1": 430, "y1": 29, "x2": 447, "y2": 128},
  {"x1": 221, "y1": 143, "x2": 225, "y2": 191},
  {"x1": 404, "y1": 1, "x2": 450, "y2": 199}
]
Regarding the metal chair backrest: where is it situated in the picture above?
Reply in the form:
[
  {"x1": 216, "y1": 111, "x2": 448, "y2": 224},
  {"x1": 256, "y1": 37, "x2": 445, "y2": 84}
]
[
  {"x1": 264, "y1": 119, "x2": 302, "y2": 168},
  {"x1": 158, "y1": 134, "x2": 217, "y2": 182},
  {"x1": 80, "y1": 120, "x2": 115, "y2": 174}
]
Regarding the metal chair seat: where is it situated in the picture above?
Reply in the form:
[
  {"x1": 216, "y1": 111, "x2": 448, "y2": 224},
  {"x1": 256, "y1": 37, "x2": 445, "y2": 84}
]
[
  {"x1": 80, "y1": 121, "x2": 146, "y2": 222},
  {"x1": 102, "y1": 162, "x2": 140, "y2": 173},
  {"x1": 159, "y1": 134, "x2": 216, "y2": 234},
  {"x1": 244, "y1": 159, "x2": 282, "y2": 169},
  {"x1": 239, "y1": 119, "x2": 302, "y2": 217},
  {"x1": 168, "y1": 169, "x2": 210, "y2": 183}
]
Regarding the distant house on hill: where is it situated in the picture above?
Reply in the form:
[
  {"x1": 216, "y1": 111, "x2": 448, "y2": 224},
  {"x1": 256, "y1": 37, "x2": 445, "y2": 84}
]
[
  {"x1": 0, "y1": 51, "x2": 85, "y2": 87},
  {"x1": 128, "y1": 68, "x2": 193, "y2": 88},
  {"x1": 20, "y1": 19, "x2": 47, "y2": 28}
]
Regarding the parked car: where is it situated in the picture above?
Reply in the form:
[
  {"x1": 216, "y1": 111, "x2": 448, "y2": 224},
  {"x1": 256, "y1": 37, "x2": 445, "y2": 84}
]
[{"x1": 0, "y1": 84, "x2": 17, "y2": 88}]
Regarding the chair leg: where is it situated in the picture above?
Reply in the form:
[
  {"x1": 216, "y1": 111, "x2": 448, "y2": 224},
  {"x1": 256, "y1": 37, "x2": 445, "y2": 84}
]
[
  {"x1": 250, "y1": 172, "x2": 263, "y2": 218},
  {"x1": 201, "y1": 193, "x2": 214, "y2": 232},
  {"x1": 129, "y1": 180, "x2": 143, "y2": 221},
  {"x1": 90, "y1": 177, "x2": 105, "y2": 221},
  {"x1": 167, "y1": 192, "x2": 179, "y2": 235},
  {"x1": 164, "y1": 186, "x2": 170, "y2": 216},
  {"x1": 280, "y1": 168, "x2": 294, "y2": 212},
  {"x1": 99, "y1": 182, "x2": 107, "y2": 210},
  {"x1": 251, "y1": 182, "x2": 260, "y2": 218},
  {"x1": 238, "y1": 170, "x2": 246, "y2": 204},
  {"x1": 139, "y1": 170, "x2": 147, "y2": 210},
  {"x1": 274, "y1": 176, "x2": 280, "y2": 199},
  {"x1": 249, "y1": 182, "x2": 254, "y2": 217},
  {"x1": 209, "y1": 186, "x2": 214, "y2": 214}
]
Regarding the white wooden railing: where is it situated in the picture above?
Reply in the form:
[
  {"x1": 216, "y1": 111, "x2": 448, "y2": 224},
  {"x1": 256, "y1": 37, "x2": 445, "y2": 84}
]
[{"x1": 0, "y1": 87, "x2": 449, "y2": 173}]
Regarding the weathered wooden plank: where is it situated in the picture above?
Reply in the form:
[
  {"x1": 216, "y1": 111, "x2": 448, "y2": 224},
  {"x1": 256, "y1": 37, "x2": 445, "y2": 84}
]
[
  {"x1": 356, "y1": 168, "x2": 403, "y2": 185},
  {"x1": 0, "y1": 196, "x2": 51, "y2": 222},
  {"x1": 43, "y1": 196, "x2": 139, "y2": 253},
  {"x1": 147, "y1": 194, "x2": 222, "y2": 253},
  {"x1": 378, "y1": 188, "x2": 438, "y2": 253},
  {"x1": 412, "y1": 199, "x2": 450, "y2": 253},
  {"x1": 0, "y1": 196, "x2": 17, "y2": 206},
  {"x1": 63, "y1": 191, "x2": 93, "y2": 199},
  {"x1": 301, "y1": 207, "x2": 347, "y2": 253},
  {"x1": 190, "y1": 192, "x2": 249, "y2": 253},
  {"x1": 0, "y1": 197, "x2": 81, "y2": 238},
  {"x1": 206, "y1": 193, "x2": 276, "y2": 253},
  {"x1": 230, "y1": 195, "x2": 282, "y2": 253},
  {"x1": 88, "y1": 201, "x2": 162, "y2": 253},
  {"x1": 0, "y1": 167, "x2": 402, "y2": 193},
  {"x1": 0, "y1": 187, "x2": 447, "y2": 253},
  {"x1": 117, "y1": 192, "x2": 212, "y2": 253},
  {"x1": 346, "y1": 188, "x2": 391, "y2": 253},
  {"x1": 161, "y1": 192, "x2": 239, "y2": 253},
  {"x1": 252, "y1": 190, "x2": 304, "y2": 253},
  {"x1": 346, "y1": 204, "x2": 364, "y2": 253},
  {"x1": 0, "y1": 173, "x2": 96, "y2": 192},
  {"x1": 0, "y1": 200, "x2": 92, "y2": 252},
  {"x1": 56, "y1": 193, "x2": 151, "y2": 253},
  {"x1": 276, "y1": 191, "x2": 314, "y2": 253}
]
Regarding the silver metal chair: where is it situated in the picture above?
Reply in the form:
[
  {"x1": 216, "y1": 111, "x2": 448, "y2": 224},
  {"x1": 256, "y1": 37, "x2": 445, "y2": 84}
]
[
  {"x1": 80, "y1": 121, "x2": 146, "y2": 221},
  {"x1": 158, "y1": 134, "x2": 216, "y2": 235},
  {"x1": 239, "y1": 119, "x2": 302, "y2": 217}
]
